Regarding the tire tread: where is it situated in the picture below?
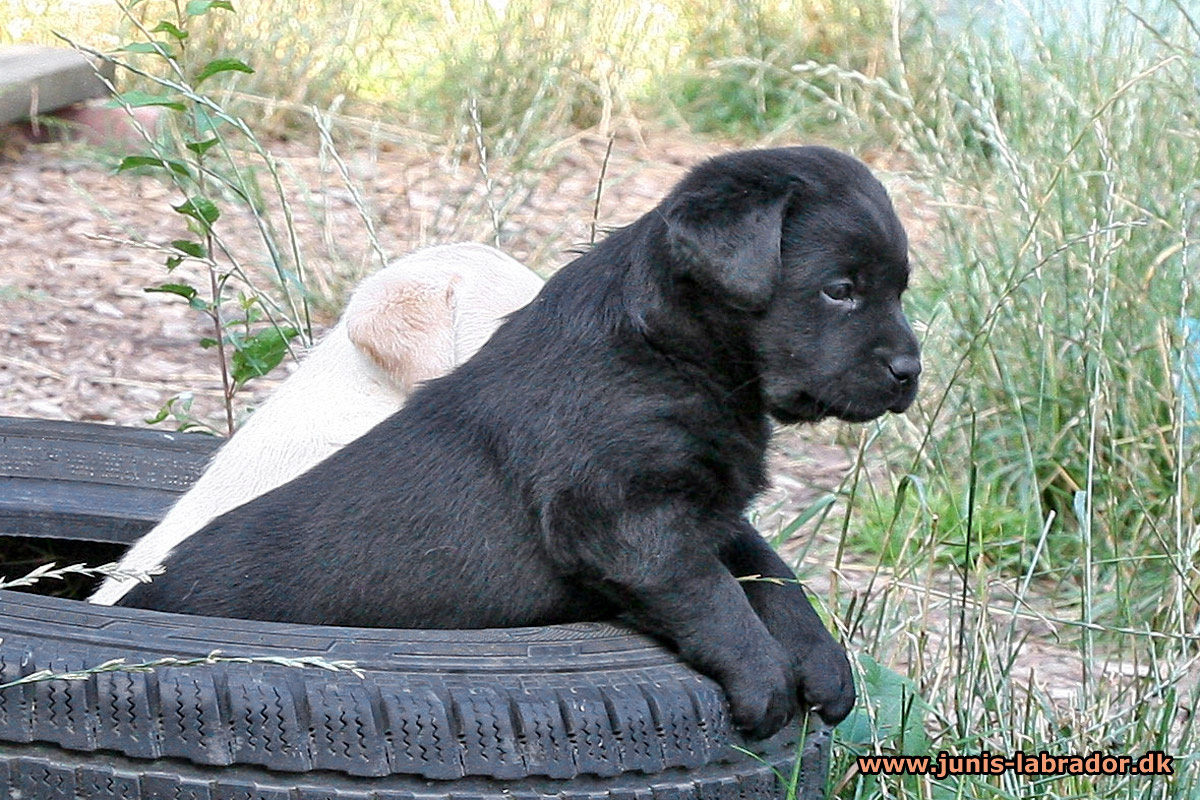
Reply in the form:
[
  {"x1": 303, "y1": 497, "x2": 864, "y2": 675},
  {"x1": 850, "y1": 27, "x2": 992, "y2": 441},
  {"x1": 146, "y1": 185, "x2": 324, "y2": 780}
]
[{"x1": 0, "y1": 416, "x2": 829, "y2": 798}]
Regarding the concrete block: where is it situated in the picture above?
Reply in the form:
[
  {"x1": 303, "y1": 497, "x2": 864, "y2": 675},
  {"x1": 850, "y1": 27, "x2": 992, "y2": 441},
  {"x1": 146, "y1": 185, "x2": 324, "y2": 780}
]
[{"x1": 0, "y1": 45, "x2": 116, "y2": 126}]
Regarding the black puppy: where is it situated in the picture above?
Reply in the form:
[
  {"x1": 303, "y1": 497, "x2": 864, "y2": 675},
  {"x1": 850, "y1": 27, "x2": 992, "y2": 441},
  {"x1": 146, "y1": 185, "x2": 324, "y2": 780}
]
[{"x1": 120, "y1": 146, "x2": 921, "y2": 739}]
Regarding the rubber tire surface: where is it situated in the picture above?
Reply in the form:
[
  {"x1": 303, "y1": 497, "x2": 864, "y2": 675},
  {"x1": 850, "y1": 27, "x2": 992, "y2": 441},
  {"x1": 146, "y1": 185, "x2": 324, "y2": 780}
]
[{"x1": 0, "y1": 416, "x2": 831, "y2": 799}]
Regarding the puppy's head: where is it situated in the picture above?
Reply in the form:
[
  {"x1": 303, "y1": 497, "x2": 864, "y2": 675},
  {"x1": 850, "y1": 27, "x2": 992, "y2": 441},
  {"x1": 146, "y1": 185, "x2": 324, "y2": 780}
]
[
  {"x1": 663, "y1": 146, "x2": 921, "y2": 424},
  {"x1": 345, "y1": 272, "x2": 461, "y2": 393}
]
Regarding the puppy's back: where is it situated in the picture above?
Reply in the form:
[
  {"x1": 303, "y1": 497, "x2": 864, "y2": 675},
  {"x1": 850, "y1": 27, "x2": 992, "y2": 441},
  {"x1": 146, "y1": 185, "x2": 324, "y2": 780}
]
[{"x1": 114, "y1": 365, "x2": 595, "y2": 627}]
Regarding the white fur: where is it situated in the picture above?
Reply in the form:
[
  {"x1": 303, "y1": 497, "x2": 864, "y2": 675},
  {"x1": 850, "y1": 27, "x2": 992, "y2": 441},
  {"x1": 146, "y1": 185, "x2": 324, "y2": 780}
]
[{"x1": 90, "y1": 242, "x2": 543, "y2": 605}]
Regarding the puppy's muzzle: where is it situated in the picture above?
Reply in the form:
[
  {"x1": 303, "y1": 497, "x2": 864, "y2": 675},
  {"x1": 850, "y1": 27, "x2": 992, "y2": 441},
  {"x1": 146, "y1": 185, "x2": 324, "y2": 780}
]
[
  {"x1": 887, "y1": 354, "x2": 921, "y2": 385},
  {"x1": 885, "y1": 353, "x2": 921, "y2": 413}
]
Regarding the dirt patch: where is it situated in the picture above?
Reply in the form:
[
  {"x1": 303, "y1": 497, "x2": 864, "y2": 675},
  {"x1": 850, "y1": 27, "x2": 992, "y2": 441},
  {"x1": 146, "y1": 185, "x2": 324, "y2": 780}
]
[{"x1": 0, "y1": 129, "x2": 730, "y2": 426}]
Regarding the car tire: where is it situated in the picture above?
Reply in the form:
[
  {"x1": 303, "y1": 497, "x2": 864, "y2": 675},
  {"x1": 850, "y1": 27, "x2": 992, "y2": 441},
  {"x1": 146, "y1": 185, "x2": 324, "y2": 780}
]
[{"x1": 0, "y1": 416, "x2": 832, "y2": 799}]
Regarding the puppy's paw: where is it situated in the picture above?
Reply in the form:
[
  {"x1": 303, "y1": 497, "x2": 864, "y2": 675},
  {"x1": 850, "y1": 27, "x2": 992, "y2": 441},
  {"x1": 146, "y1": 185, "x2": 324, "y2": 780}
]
[
  {"x1": 796, "y1": 639, "x2": 855, "y2": 724},
  {"x1": 724, "y1": 651, "x2": 796, "y2": 740}
]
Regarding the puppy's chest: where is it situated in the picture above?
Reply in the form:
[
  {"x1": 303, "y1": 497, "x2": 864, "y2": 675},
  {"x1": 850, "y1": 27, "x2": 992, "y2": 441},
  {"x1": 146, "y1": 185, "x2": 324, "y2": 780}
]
[
  {"x1": 711, "y1": 447, "x2": 771, "y2": 508},
  {"x1": 668, "y1": 416, "x2": 771, "y2": 509}
]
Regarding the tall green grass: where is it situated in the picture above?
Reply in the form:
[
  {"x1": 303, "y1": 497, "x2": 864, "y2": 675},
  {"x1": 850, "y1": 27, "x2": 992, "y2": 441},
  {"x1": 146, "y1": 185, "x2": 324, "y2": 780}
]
[
  {"x1": 772, "y1": 3, "x2": 1200, "y2": 797},
  {"x1": 4, "y1": 0, "x2": 894, "y2": 138},
  {"x1": 838, "y1": 0, "x2": 1199, "y2": 634}
]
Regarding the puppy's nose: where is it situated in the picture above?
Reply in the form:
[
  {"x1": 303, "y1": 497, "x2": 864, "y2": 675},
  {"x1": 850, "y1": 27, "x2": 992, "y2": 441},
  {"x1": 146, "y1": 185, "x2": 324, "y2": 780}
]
[{"x1": 887, "y1": 355, "x2": 922, "y2": 385}]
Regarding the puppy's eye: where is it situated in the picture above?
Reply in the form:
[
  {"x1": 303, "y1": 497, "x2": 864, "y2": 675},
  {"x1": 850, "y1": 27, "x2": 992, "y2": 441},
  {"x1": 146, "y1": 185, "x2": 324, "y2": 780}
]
[{"x1": 823, "y1": 281, "x2": 855, "y2": 303}]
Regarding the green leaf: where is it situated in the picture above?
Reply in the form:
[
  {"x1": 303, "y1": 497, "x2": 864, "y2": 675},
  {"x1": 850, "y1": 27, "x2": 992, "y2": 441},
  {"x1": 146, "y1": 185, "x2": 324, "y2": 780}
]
[
  {"x1": 151, "y1": 20, "x2": 188, "y2": 41},
  {"x1": 165, "y1": 255, "x2": 183, "y2": 270},
  {"x1": 892, "y1": 473, "x2": 925, "y2": 519},
  {"x1": 236, "y1": 292, "x2": 263, "y2": 315},
  {"x1": 144, "y1": 282, "x2": 197, "y2": 301},
  {"x1": 838, "y1": 654, "x2": 932, "y2": 753},
  {"x1": 191, "y1": 107, "x2": 223, "y2": 135},
  {"x1": 110, "y1": 90, "x2": 186, "y2": 112},
  {"x1": 119, "y1": 41, "x2": 172, "y2": 56},
  {"x1": 777, "y1": 493, "x2": 837, "y2": 541},
  {"x1": 194, "y1": 57, "x2": 254, "y2": 87},
  {"x1": 116, "y1": 155, "x2": 192, "y2": 179},
  {"x1": 186, "y1": 0, "x2": 234, "y2": 15},
  {"x1": 231, "y1": 326, "x2": 299, "y2": 386},
  {"x1": 144, "y1": 283, "x2": 208, "y2": 310},
  {"x1": 198, "y1": 337, "x2": 219, "y2": 349},
  {"x1": 171, "y1": 239, "x2": 207, "y2": 258},
  {"x1": 173, "y1": 196, "x2": 220, "y2": 227},
  {"x1": 185, "y1": 137, "x2": 220, "y2": 157}
]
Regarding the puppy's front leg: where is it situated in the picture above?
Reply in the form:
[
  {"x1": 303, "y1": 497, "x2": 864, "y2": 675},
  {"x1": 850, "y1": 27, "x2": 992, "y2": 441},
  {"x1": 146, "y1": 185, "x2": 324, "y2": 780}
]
[
  {"x1": 721, "y1": 523, "x2": 855, "y2": 724},
  {"x1": 616, "y1": 560, "x2": 797, "y2": 739},
  {"x1": 553, "y1": 510, "x2": 796, "y2": 739}
]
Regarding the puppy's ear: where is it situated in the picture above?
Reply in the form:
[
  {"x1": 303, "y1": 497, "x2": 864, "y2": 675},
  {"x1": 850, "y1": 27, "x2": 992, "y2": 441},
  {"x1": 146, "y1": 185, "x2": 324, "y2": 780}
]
[
  {"x1": 345, "y1": 270, "x2": 461, "y2": 393},
  {"x1": 665, "y1": 191, "x2": 791, "y2": 311}
]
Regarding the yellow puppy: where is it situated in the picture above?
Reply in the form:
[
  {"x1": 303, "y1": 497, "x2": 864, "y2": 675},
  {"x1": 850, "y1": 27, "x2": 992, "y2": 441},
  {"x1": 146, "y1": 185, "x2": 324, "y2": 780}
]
[{"x1": 90, "y1": 243, "x2": 542, "y2": 605}]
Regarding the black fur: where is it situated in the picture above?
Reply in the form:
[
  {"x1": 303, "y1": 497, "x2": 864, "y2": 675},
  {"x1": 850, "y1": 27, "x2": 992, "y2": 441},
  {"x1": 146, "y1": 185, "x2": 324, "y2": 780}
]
[{"x1": 120, "y1": 146, "x2": 921, "y2": 739}]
